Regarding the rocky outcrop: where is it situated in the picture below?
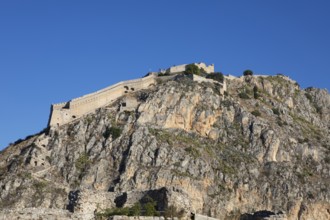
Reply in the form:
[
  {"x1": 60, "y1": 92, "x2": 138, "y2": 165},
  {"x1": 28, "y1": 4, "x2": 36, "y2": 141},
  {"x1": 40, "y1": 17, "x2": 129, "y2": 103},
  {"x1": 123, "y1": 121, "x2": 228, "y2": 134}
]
[{"x1": 0, "y1": 74, "x2": 329, "y2": 219}]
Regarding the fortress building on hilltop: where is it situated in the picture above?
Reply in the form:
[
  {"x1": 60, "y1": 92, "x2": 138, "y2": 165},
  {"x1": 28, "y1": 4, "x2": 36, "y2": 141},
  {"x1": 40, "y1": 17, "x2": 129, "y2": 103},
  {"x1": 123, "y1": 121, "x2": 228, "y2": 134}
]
[
  {"x1": 163, "y1": 63, "x2": 214, "y2": 74},
  {"x1": 48, "y1": 63, "x2": 225, "y2": 127}
]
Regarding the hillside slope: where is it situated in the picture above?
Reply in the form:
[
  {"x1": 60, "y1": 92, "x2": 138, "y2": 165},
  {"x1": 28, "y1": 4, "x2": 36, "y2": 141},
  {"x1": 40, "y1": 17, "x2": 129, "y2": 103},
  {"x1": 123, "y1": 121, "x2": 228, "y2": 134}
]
[{"x1": 0, "y1": 74, "x2": 329, "y2": 220}]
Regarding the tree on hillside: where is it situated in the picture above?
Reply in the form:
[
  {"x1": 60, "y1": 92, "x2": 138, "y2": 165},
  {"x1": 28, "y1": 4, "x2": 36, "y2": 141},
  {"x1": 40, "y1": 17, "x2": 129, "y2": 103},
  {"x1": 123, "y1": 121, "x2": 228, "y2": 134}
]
[
  {"x1": 206, "y1": 72, "x2": 224, "y2": 83},
  {"x1": 185, "y1": 64, "x2": 200, "y2": 75},
  {"x1": 243, "y1": 69, "x2": 253, "y2": 76}
]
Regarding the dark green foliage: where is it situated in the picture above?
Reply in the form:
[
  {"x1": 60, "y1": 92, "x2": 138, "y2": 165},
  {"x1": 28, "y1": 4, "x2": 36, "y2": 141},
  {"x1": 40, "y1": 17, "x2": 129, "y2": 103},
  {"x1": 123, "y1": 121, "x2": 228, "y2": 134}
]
[
  {"x1": 253, "y1": 86, "x2": 260, "y2": 99},
  {"x1": 243, "y1": 69, "x2": 253, "y2": 76},
  {"x1": 96, "y1": 202, "x2": 142, "y2": 218},
  {"x1": 104, "y1": 126, "x2": 122, "y2": 140},
  {"x1": 238, "y1": 92, "x2": 250, "y2": 99},
  {"x1": 75, "y1": 153, "x2": 90, "y2": 171},
  {"x1": 272, "y1": 108, "x2": 280, "y2": 116},
  {"x1": 185, "y1": 64, "x2": 200, "y2": 75},
  {"x1": 129, "y1": 202, "x2": 142, "y2": 216},
  {"x1": 251, "y1": 110, "x2": 261, "y2": 117},
  {"x1": 224, "y1": 91, "x2": 229, "y2": 96},
  {"x1": 143, "y1": 196, "x2": 158, "y2": 216},
  {"x1": 206, "y1": 72, "x2": 224, "y2": 83}
]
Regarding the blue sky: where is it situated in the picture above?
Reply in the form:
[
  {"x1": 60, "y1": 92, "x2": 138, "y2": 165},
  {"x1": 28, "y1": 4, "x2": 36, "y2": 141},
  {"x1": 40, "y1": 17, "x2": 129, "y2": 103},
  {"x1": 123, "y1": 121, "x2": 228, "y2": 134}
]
[{"x1": 1, "y1": 1, "x2": 329, "y2": 150}]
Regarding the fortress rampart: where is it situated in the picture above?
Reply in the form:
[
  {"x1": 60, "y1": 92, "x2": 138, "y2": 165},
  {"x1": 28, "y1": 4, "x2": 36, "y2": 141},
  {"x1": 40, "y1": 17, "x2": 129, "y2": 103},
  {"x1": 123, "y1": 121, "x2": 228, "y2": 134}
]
[
  {"x1": 49, "y1": 63, "x2": 226, "y2": 127},
  {"x1": 49, "y1": 74, "x2": 157, "y2": 127},
  {"x1": 167, "y1": 63, "x2": 214, "y2": 74}
]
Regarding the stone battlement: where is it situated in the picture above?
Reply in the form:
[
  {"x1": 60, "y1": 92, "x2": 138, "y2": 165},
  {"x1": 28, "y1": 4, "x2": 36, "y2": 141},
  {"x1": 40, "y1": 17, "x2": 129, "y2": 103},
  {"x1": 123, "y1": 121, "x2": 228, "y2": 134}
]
[
  {"x1": 49, "y1": 74, "x2": 158, "y2": 127},
  {"x1": 48, "y1": 64, "x2": 225, "y2": 127}
]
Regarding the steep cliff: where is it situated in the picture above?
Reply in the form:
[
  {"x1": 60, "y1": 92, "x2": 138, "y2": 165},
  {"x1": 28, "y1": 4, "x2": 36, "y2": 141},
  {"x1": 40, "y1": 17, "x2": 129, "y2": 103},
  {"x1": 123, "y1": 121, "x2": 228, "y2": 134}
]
[{"x1": 0, "y1": 74, "x2": 329, "y2": 220}]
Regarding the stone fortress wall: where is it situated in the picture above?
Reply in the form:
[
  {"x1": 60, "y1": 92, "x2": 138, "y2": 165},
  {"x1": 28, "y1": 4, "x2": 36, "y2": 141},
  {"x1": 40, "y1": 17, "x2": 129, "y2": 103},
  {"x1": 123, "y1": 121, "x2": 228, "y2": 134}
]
[
  {"x1": 167, "y1": 63, "x2": 214, "y2": 74},
  {"x1": 49, "y1": 63, "x2": 225, "y2": 127},
  {"x1": 49, "y1": 74, "x2": 158, "y2": 127}
]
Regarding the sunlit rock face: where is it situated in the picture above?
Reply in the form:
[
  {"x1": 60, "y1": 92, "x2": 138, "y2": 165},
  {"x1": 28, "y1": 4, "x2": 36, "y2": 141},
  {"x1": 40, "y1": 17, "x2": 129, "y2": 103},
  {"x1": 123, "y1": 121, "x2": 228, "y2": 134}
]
[{"x1": 0, "y1": 74, "x2": 329, "y2": 220}]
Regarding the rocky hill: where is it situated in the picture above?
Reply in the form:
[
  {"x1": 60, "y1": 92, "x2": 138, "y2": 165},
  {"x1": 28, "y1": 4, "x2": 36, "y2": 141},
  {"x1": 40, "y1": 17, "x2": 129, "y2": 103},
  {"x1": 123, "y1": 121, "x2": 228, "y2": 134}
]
[{"x1": 0, "y1": 73, "x2": 329, "y2": 220}]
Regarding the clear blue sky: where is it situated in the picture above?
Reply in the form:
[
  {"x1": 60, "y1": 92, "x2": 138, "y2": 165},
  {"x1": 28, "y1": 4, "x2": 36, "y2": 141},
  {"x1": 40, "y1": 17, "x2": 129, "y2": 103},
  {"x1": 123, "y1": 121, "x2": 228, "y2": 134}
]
[{"x1": 1, "y1": 1, "x2": 329, "y2": 150}]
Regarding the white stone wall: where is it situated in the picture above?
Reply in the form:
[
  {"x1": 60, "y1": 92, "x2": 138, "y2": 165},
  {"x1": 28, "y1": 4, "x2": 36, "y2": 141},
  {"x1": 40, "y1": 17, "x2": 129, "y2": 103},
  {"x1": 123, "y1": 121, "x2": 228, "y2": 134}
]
[
  {"x1": 167, "y1": 63, "x2": 214, "y2": 74},
  {"x1": 169, "y1": 64, "x2": 187, "y2": 73},
  {"x1": 194, "y1": 63, "x2": 214, "y2": 73},
  {"x1": 194, "y1": 214, "x2": 219, "y2": 220},
  {"x1": 49, "y1": 74, "x2": 157, "y2": 127},
  {"x1": 193, "y1": 75, "x2": 226, "y2": 94}
]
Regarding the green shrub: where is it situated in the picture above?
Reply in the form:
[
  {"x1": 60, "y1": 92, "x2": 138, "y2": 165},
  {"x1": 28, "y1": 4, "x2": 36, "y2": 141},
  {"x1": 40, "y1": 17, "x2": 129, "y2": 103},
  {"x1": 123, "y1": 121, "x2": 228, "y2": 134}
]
[
  {"x1": 104, "y1": 126, "x2": 122, "y2": 140},
  {"x1": 206, "y1": 72, "x2": 224, "y2": 83},
  {"x1": 129, "y1": 202, "x2": 142, "y2": 216},
  {"x1": 143, "y1": 196, "x2": 158, "y2": 216},
  {"x1": 185, "y1": 64, "x2": 200, "y2": 75},
  {"x1": 253, "y1": 86, "x2": 260, "y2": 99},
  {"x1": 75, "y1": 153, "x2": 90, "y2": 171},
  {"x1": 251, "y1": 110, "x2": 261, "y2": 117},
  {"x1": 243, "y1": 70, "x2": 253, "y2": 76},
  {"x1": 96, "y1": 203, "x2": 142, "y2": 218},
  {"x1": 238, "y1": 92, "x2": 250, "y2": 99},
  {"x1": 102, "y1": 207, "x2": 130, "y2": 217}
]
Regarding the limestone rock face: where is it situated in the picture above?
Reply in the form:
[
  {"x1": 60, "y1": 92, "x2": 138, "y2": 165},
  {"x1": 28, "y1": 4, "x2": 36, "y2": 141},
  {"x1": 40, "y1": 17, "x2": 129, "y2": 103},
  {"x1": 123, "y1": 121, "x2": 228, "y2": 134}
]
[{"x1": 0, "y1": 74, "x2": 329, "y2": 220}]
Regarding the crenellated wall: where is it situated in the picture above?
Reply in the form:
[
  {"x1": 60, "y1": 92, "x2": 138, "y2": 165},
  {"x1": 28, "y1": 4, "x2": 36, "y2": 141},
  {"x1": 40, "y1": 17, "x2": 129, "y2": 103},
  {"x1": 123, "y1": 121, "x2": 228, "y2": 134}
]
[{"x1": 49, "y1": 74, "x2": 157, "y2": 127}]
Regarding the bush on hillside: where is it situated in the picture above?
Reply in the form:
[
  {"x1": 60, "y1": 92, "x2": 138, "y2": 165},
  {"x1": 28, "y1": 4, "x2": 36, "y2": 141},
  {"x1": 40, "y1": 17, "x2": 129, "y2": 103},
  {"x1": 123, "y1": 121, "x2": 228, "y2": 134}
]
[
  {"x1": 253, "y1": 86, "x2": 260, "y2": 99},
  {"x1": 238, "y1": 92, "x2": 250, "y2": 99},
  {"x1": 251, "y1": 110, "x2": 261, "y2": 117},
  {"x1": 206, "y1": 72, "x2": 224, "y2": 83},
  {"x1": 103, "y1": 126, "x2": 122, "y2": 140},
  {"x1": 243, "y1": 70, "x2": 253, "y2": 76},
  {"x1": 185, "y1": 64, "x2": 200, "y2": 75}
]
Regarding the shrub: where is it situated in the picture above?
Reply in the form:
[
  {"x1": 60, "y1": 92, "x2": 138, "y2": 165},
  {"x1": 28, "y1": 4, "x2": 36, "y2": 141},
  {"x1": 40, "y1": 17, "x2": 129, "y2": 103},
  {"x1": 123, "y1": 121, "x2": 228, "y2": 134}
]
[
  {"x1": 143, "y1": 197, "x2": 158, "y2": 216},
  {"x1": 97, "y1": 203, "x2": 142, "y2": 218},
  {"x1": 253, "y1": 86, "x2": 260, "y2": 99},
  {"x1": 206, "y1": 72, "x2": 224, "y2": 83},
  {"x1": 75, "y1": 153, "x2": 90, "y2": 171},
  {"x1": 104, "y1": 126, "x2": 122, "y2": 140},
  {"x1": 102, "y1": 207, "x2": 130, "y2": 217},
  {"x1": 185, "y1": 64, "x2": 200, "y2": 75},
  {"x1": 243, "y1": 70, "x2": 253, "y2": 76},
  {"x1": 238, "y1": 92, "x2": 250, "y2": 99},
  {"x1": 129, "y1": 202, "x2": 142, "y2": 216},
  {"x1": 272, "y1": 108, "x2": 280, "y2": 115},
  {"x1": 251, "y1": 110, "x2": 261, "y2": 117}
]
